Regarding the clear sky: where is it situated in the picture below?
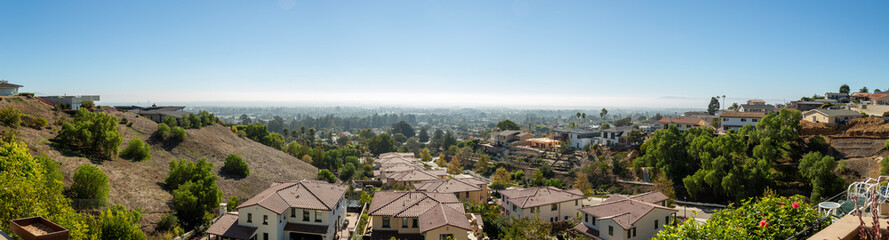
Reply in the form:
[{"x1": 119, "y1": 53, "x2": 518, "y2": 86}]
[{"x1": 1, "y1": 0, "x2": 887, "y2": 108}]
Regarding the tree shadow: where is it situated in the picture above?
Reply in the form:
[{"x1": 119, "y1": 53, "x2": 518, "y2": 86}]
[
  {"x1": 48, "y1": 140, "x2": 107, "y2": 164},
  {"x1": 218, "y1": 169, "x2": 247, "y2": 180}
]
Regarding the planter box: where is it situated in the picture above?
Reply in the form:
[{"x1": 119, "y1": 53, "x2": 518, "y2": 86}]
[{"x1": 8, "y1": 217, "x2": 69, "y2": 240}]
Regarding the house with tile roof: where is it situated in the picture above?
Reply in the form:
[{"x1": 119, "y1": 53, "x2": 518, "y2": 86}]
[
  {"x1": 802, "y1": 109, "x2": 863, "y2": 124},
  {"x1": 413, "y1": 177, "x2": 490, "y2": 204},
  {"x1": 572, "y1": 192, "x2": 676, "y2": 240},
  {"x1": 490, "y1": 130, "x2": 532, "y2": 147},
  {"x1": 656, "y1": 117, "x2": 708, "y2": 132},
  {"x1": 366, "y1": 191, "x2": 479, "y2": 240},
  {"x1": 384, "y1": 169, "x2": 448, "y2": 189},
  {"x1": 206, "y1": 180, "x2": 347, "y2": 240},
  {"x1": 718, "y1": 111, "x2": 766, "y2": 131},
  {"x1": 499, "y1": 187, "x2": 586, "y2": 223}
]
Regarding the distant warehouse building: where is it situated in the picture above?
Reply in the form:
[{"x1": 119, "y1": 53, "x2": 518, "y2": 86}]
[
  {"x1": 115, "y1": 104, "x2": 188, "y2": 122},
  {"x1": 41, "y1": 95, "x2": 100, "y2": 110},
  {"x1": 0, "y1": 81, "x2": 23, "y2": 96}
]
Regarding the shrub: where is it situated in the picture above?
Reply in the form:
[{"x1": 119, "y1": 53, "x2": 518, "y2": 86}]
[
  {"x1": 318, "y1": 169, "x2": 337, "y2": 183},
  {"x1": 882, "y1": 157, "x2": 889, "y2": 175},
  {"x1": 120, "y1": 138, "x2": 151, "y2": 161},
  {"x1": 54, "y1": 109, "x2": 123, "y2": 159},
  {"x1": 171, "y1": 127, "x2": 187, "y2": 142},
  {"x1": 654, "y1": 195, "x2": 821, "y2": 240},
  {"x1": 885, "y1": 139, "x2": 889, "y2": 150},
  {"x1": 99, "y1": 204, "x2": 147, "y2": 240},
  {"x1": 0, "y1": 106, "x2": 22, "y2": 128},
  {"x1": 71, "y1": 164, "x2": 109, "y2": 204},
  {"x1": 165, "y1": 158, "x2": 222, "y2": 230},
  {"x1": 226, "y1": 196, "x2": 239, "y2": 212},
  {"x1": 222, "y1": 154, "x2": 249, "y2": 178},
  {"x1": 21, "y1": 114, "x2": 47, "y2": 129},
  {"x1": 80, "y1": 101, "x2": 95, "y2": 109},
  {"x1": 156, "y1": 213, "x2": 180, "y2": 233},
  {"x1": 155, "y1": 123, "x2": 172, "y2": 140}
]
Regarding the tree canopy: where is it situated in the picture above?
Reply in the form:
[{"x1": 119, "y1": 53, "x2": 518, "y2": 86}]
[
  {"x1": 390, "y1": 121, "x2": 415, "y2": 138},
  {"x1": 840, "y1": 84, "x2": 850, "y2": 94},
  {"x1": 707, "y1": 97, "x2": 720, "y2": 115},
  {"x1": 496, "y1": 119, "x2": 520, "y2": 131},
  {"x1": 55, "y1": 108, "x2": 123, "y2": 160}
]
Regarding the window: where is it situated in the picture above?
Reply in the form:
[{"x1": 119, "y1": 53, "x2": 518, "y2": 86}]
[
  {"x1": 564, "y1": 216, "x2": 569, "y2": 220},
  {"x1": 512, "y1": 205, "x2": 516, "y2": 211},
  {"x1": 439, "y1": 234, "x2": 453, "y2": 240},
  {"x1": 633, "y1": 228, "x2": 637, "y2": 237},
  {"x1": 465, "y1": 192, "x2": 470, "y2": 198},
  {"x1": 655, "y1": 219, "x2": 659, "y2": 229},
  {"x1": 741, "y1": 118, "x2": 747, "y2": 122},
  {"x1": 382, "y1": 216, "x2": 390, "y2": 228},
  {"x1": 575, "y1": 200, "x2": 578, "y2": 206},
  {"x1": 412, "y1": 218, "x2": 418, "y2": 228},
  {"x1": 263, "y1": 233, "x2": 268, "y2": 240},
  {"x1": 263, "y1": 215, "x2": 268, "y2": 225},
  {"x1": 291, "y1": 208, "x2": 295, "y2": 217},
  {"x1": 626, "y1": 229, "x2": 631, "y2": 239},
  {"x1": 753, "y1": 119, "x2": 758, "y2": 122},
  {"x1": 591, "y1": 217, "x2": 596, "y2": 226},
  {"x1": 723, "y1": 118, "x2": 727, "y2": 121},
  {"x1": 666, "y1": 216, "x2": 670, "y2": 225},
  {"x1": 608, "y1": 226, "x2": 613, "y2": 236},
  {"x1": 315, "y1": 210, "x2": 322, "y2": 222},
  {"x1": 247, "y1": 213, "x2": 253, "y2": 223},
  {"x1": 686, "y1": 125, "x2": 691, "y2": 128},
  {"x1": 551, "y1": 204, "x2": 558, "y2": 211},
  {"x1": 303, "y1": 210, "x2": 309, "y2": 221},
  {"x1": 584, "y1": 214, "x2": 588, "y2": 222},
  {"x1": 402, "y1": 218, "x2": 409, "y2": 228}
]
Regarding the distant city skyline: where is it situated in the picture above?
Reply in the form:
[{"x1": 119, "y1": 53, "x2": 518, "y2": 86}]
[{"x1": 1, "y1": 1, "x2": 887, "y2": 108}]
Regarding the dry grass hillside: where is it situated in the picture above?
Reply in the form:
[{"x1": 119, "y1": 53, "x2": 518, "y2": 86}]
[
  {"x1": 0, "y1": 96, "x2": 318, "y2": 234},
  {"x1": 801, "y1": 117, "x2": 889, "y2": 158}
]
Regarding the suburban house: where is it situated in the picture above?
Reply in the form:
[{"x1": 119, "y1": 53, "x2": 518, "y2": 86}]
[
  {"x1": 789, "y1": 101, "x2": 825, "y2": 111},
  {"x1": 572, "y1": 192, "x2": 675, "y2": 240},
  {"x1": 41, "y1": 95, "x2": 101, "y2": 110},
  {"x1": 366, "y1": 191, "x2": 479, "y2": 240},
  {"x1": 115, "y1": 104, "x2": 189, "y2": 122},
  {"x1": 802, "y1": 109, "x2": 863, "y2": 124},
  {"x1": 553, "y1": 129, "x2": 600, "y2": 149},
  {"x1": 413, "y1": 177, "x2": 490, "y2": 204},
  {"x1": 681, "y1": 111, "x2": 717, "y2": 123},
  {"x1": 490, "y1": 130, "x2": 531, "y2": 147},
  {"x1": 0, "y1": 81, "x2": 23, "y2": 96},
  {"x1": 719, "y1": 111, "x2": 765, "y2": 131},
  {"x1": 825, "y1": 92, "x2": 850, "y2": 103},
  {"x1": 500, "y1": 187, "x2": 585, "y2": 223},
  {"x1": 739, "y1": 100, "x2": 776, "y2": 113},
  {"x1": 206, "y1": 180, "x2": 348, "y2": 240},
  {"x1": 600, "y1": 126, "x2": 636, "y2": 146},
  {"x1": 384, "y1": 169, "x2": 448, "y2": 189},
  {"x1": 875, "y1": 94, "x2": 889, "y2": 105},
  {"x1": 656, "y1": 117, "x2": 708, "y2": 132},
  {"x1": 526, "y1": 137, "x2": 561, "y2": 149},
  {"x1": 637, "y1": 122, "x2": 661, "y2": 133}
]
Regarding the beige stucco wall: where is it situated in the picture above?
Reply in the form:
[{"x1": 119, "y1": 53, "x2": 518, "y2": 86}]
[
  {"x1": 425, "y1": 226, "x2": 469, "y2": 240},
  {"x1": 371, "y1": 216, "x2": 422, "y2": 234},
  {"x1": 504, "y1": 199, "x2": 582, "y2": 223},
  {"x1": 236, "y1": 197, "x2": 346, "y2": 240},
  {"x1": 581, "y1": 208, "x2": 674, "y2": 240}
]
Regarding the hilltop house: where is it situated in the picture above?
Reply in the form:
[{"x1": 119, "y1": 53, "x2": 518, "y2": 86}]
[
  {"x1": 366, "y1": 191, "x2": 479, "y2": 240},
  {"x1": 41, "y1": 95, "x2": 100, "y2": 110},
  {"x1": 739, "y1": 100, "x2": 777, "y2": 113},
  {"x1": 657, "y1": 117, "x2": 708, "y2": 132},
  {"x1": 875, "y1": 94, "x2": 889, "y2": 105},
  {"x1": 490, "y1": 130, "x2": 531, "y2": 147},
  {"x1": 413, "y1": 177, "x2": 490, "y2": 204},
  {"x1": 0, "y1": 81, "x2": 23, "y2": 96},
  {"x1": 789, "y1": 101, "x2": 824, "y2": 111},
  {"x1": 206, "y1": 180, "x2": 348, "y2": 240},
  {"x1": 719, "y1": 111, "x2": 765, "y2": 131},
  {"x1": 553, "y1": 129, "x2": 600, "y2": 149},
  {"x1": 600, "y1": 126, "x2": 636, "y2": 146},
  {"x1": 572, "y1": 192, "x2": 676, "y2": 240},
  {"x1": 500, "y1": 187, "x2": 585, "y2": 223},
  {"x1": 115, "y1": 105, "x2": 189, "y2": 122},
  {"x1": 802, "y1": 109, "x2": 863, "y2": 124},
  {"x1": 825, "y1": 92, "x2": 850, "y2": 103}
]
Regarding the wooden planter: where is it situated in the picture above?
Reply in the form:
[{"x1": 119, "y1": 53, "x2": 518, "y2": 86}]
[{"x1": 8, "y1": 217, "x2": 69, "y2": 240}]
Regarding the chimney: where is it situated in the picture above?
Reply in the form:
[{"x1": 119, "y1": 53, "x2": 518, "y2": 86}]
[{"x1": 219, "y1": 203, "x2": 228, "y2": 216}]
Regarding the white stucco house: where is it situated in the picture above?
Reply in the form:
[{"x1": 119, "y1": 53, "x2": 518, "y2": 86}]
[
  {"x1": 553, "y1": 129, "x2": 600, "y2": 149},
  {"x1": 206, "y1": 180, "x2": 348, "y2": 240},
  {"x1": 499, "y1": 187, "x2": 586, "y2": 223},
  {"x1": 719, "y1": 111, "x2": 765, "y2": 131},
  {"x1": 573, "y1": 192, "x2": 676, "y2": 240}
]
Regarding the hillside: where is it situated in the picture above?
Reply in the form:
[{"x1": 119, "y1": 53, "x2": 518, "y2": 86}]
[
  {"x1": 801, "y1": 117, "x2": 889, "y2": 158},
  {"x1": 0, "y1": 96, "x2": 318, "y2": 234}
]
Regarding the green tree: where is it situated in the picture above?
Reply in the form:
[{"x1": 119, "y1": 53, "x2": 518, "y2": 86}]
[
  {"x1": 496, "y1": 119, "x2": 520, "y2": 131},
  {"x1": 417, "y1": 127, "x2": 430, "y2": 142},
  {"x1": 318, "y1": 169, "x2": 337, "y2": 183},
  {"x1": 861, "y1": 86, "x2": 869, "y2": 93},
  {"x1": 80, "y1": 100, "x2": 95, "y2": 109},
  {"x1": 420, "y1": 147, "x2": 433, "y2": 162},
  {"x1": 447, "y1": 155, "x2": 463, "y2": 174},
  {"x1": 707, "y1": 97, "x2": 720, "y2": 115},
  {"x1": 635, "y1": 125, "x2": 695, "y2": 186},
  {"x1": 368, "y1": 133, "x2": 396, "y2": 155},
  {"x1": 99, "y1": 204, "x2": 147, "y2": 240},
  {"x1": 55, "y1": 108, "x2": 123, "y2": 159},
  {"x1": 0, "y1": 107, "x2": 22, "y2": 128},
  {"x1": 222, "y1": 154, "x2": 250, "y2": 178},
  {"x1": 171, "y1": 126, "x2": 187, "y2": 142},
  {"x1": 155, "y1": 123, "x2": 172, "y2": 140},
  {"x1": 166, "y1": 159, "x2": 221, "y2": 230},
  {"x1": 475, "y1": 154, "x2": 491, "y2": 174},
  {"x1": 728, "y1": 102, "x2": 740, "y2": 110},
  {"x1": 600, "y1": 108, "x2": 608, "y2": 121},
  {"x1": 163, "y1": 116, "x2": 178, "y2": 128},
  {"x1": 799, "y1": 152, "x2": 842, "y2": 201},
  {"x1": 626, "y1": 129, "x2": 644, "y2": 146},
  {"x1": 882, "y1": 157, "x2": 889, "y2": 175},
  {"x1": 436, "y1": 153, "x2": 448, "y2": 167},
  {"x1": 491, "y1": 167, "x2": 511, "y2": 185},
  {"x1": 390, "y1": 121, "x2": 415, "y2": 138},
  {"x1": 573, "y1": 170, "x2": 594, "y2": 196},
  {"x1": 71, "y1": 164, "x2": 110, "y2": 204},
  {"x1": 840, "y1": 84, "x2": 850, "y2": 94},
  {"x1": 120, "y1": 138, "x2": 151, "y2": 161}
]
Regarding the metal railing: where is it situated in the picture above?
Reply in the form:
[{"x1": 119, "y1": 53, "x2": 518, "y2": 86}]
[{"x1": 784, "y1": 215, "x2": 833, "y2": 240}]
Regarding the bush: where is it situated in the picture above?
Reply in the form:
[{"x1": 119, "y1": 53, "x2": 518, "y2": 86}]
[
  {"x1": 882, "y1": 157, "x2": 889, "y2": 175},
  {"x1": 120, "y1": 138, "x2": 151, "y2": 161},
  {"x1": 21, "y1": 114, "x2": 47, "y2": 129},
  {"x1": 171, "y1": 127, "x2": 187, "y2": 142},
  {"x1": 655, "y1": 195, "x2": 821, "y2": 240},
  {"x1": 155, "y1": 123, "x2": 172, "y2": 140},
  {"x1": 80, "y1": 101, "x2": 95, "y2": 109},
  {"x1": 156, "y1": 213, "x2": 180, "y2": 233},
  {"x1": 0, "y1": 106, "x2": 22, "y2": 128},
  {"x1": 318, "y1": 169, "x2": 337, "y2": 183},
  {"x1": 165, "y1": 158, "x2": 222, "y2": 230},
  {"x1": 222, "y1": 154, "x2": 249, "y2": 178},
  {"x1": 54, "y1": 109, "x2": 123, "y2": 159},
  {"x1": 99, "y1": 204, "x2": 147, "y2": 240},
  {"x1": 71, "y1": 164, "x2": 109, "y2": 204}
]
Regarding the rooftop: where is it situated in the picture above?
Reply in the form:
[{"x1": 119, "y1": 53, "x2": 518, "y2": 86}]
[
  {"x1": 205, "y1": 213, "x2": 257, "y2": 240},
  {"x1": 804, "y1": 109, "x2": 863, "y2": 117},
  {"x1": 236, "y1": 179, "x2": 347, "y2": 214},
  {"x1": 413, "y1": 178, "x2": 485, "y2": 194},
  {"x1": 579, "y1": 194, "x2": 676, "y2": 229},
  {"x1": 368, "y1": 191, "x2": 471, "y2": 232},
  {"x1": 500, "y1": 187, "x2": 584, "y2": 208},
  {"x1": 719, "y1": 111, "x2": 766, "y2": 118}
]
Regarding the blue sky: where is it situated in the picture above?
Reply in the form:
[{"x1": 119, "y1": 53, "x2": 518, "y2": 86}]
[{"x1": 1, "y1": 0, "x2": 887, "y2": 108}]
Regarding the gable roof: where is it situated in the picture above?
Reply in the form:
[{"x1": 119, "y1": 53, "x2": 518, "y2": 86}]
[
  {"x1": 236, "y1": 180, "x2": 347, "y2": 214},
  {"x1": 500, "y1": 187, "x2": 585, "y2": 208},
  {"x1": 580, "y1": 195, "x2": 676, "y2": 230},
  {"x1": 803, "y1": 109, "x2": 862, "y2": 117},
  {"x1": 628, "y1": 191, "x2": 669, "y2": 204},
  {"x1": 368, "y1": 191, "x2": 471, "y2": 232},
  {"x1": 719, "y1": 111, "x2": 765, "y2": 118},
  {"x1": 657, "y1": 117, "x2": 707, "y2": 126},
  {"x1": 389, "y1": 169, "x2": 447, "y2": 182},
  {"x1": 740, "y1": 104, "x2": 776, "y2": 110},
  {"x1": 413, "y1": 178, "x2": 483, "y2": 193},
  {"x1": 206, "y1": 212, "x2": 257, "y2": 240}
]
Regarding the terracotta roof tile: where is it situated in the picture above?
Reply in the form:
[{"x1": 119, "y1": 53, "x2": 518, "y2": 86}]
[
  {"x1": 580, "y1": 195, "x2": 676, "y2": 230},
  {"x1": 206, "y1": 213, "x2": 257, "y2": 240},
  {"x1": 413, "y1": 178, "x2": 483, "y2": 193},
  {"x1": 500, "y1": 187, "x2": 584, "y2": 208},
  {"x1": 236, "y1": 179, "x2": 346, "y2": 214}
]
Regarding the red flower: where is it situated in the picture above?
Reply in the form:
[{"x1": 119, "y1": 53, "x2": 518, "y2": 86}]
[
  {"x1": 792, "y1": 202, "x2": 799, "y2": 209},
  {"x1": 759, "y1": 220, "x2": 767, "y2": 228}
]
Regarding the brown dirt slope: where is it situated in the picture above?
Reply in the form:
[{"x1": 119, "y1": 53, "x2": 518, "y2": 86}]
[
  {"x1": 0, "y1": 96, "x2": 318, "y2": 233},
  {"x1": 801, "y1": 117, "x2": 888, "y2": 159}
]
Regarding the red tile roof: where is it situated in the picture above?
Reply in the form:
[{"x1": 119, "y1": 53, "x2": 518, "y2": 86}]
[
  {"x1": 368, "y1": 191, "x2": 472, "y2": 233},
  {"x1": 413, "y1": 178, "x2": 484, "y2": 194},
  {"x1": 236, "y1": 179, "x2": 347, "y2": 214},
  {"x1": 657, "y1": 117, "x2": 707, "y2": 126},
  {"x1": 500, "y1": 187, "x2": 585, "y2": 208},
  {"x1": 580, "y1": 195, "x2": 676, "y2": 230},
  {"x1": 206, "y1": 213, "x2": 257, "y2": 240}
]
